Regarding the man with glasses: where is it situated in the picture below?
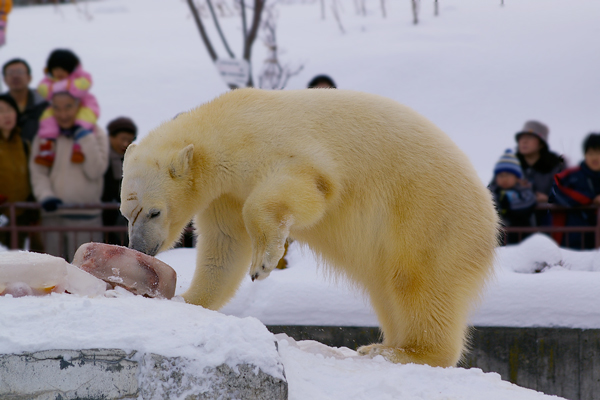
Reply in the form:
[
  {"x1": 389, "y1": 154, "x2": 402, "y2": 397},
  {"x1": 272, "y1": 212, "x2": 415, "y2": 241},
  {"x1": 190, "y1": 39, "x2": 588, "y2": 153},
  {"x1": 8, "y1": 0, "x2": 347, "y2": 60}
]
[{"x1": 2, "y1": 58, "x2": 48, "y2": 142}]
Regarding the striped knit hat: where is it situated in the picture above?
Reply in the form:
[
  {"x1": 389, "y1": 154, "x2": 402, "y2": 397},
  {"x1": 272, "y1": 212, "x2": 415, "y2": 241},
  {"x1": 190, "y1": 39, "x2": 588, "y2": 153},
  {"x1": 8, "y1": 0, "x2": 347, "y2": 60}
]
[{"x1": 494, "y1": 149, "x2": 523, "y2": 179}]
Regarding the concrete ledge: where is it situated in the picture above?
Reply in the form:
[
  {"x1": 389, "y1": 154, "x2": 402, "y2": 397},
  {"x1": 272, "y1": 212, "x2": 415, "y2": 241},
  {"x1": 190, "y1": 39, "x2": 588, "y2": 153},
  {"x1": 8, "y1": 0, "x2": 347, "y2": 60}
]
[{"x1": 0, "y1": 348, "x2": 288, "y2": 400}]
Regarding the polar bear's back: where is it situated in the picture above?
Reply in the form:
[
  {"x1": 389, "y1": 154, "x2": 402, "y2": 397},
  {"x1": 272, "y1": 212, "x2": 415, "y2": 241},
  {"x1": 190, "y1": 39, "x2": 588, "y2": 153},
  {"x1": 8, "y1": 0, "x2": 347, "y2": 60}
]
[{"x1": 191, "y1": 89, "x2": 497, "y2": 266}]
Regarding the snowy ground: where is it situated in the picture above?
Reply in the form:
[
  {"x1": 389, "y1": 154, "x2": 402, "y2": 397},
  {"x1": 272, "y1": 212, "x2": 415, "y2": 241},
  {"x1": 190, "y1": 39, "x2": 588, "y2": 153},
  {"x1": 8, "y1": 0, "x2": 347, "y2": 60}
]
[
  {"x1": 2, "y1": 0, "x2": 598, "y2": 398},
  {"x1": 3, "y1": 236, "x2": 588, "y2": 399}
]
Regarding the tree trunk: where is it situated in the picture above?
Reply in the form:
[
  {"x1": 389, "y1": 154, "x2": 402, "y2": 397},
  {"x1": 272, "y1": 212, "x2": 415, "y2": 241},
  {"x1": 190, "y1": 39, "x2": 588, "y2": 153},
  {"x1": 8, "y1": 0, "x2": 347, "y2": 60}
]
[{"x1": 411, "y1": 0, "x2": 420, "y2": 25}]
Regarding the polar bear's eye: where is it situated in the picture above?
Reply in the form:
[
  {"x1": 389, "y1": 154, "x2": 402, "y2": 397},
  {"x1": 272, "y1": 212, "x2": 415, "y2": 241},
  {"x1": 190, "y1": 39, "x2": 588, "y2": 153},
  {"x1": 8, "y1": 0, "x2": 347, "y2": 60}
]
[{"x1": 149, "y1": 210, "x2": 161, "y2": 219}]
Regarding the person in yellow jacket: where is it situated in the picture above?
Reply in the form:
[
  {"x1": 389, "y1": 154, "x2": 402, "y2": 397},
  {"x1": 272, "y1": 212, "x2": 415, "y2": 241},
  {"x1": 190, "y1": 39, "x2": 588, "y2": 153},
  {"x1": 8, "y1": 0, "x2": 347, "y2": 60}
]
[{"x1": 0, "y1": 0, "x2": 12, "y2": 47}]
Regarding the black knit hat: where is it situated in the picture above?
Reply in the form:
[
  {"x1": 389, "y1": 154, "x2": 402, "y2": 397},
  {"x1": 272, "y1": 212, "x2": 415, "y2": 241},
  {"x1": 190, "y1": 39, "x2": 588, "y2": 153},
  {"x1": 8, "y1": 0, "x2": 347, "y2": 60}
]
[
  {"x1": 583, "y1": 133, "x2": 600, "y2": 154},
  {"x1": 107, "y1": 117, "x2": 138, "y2": 138},
  {"x1": 0, "y1": 94, "x2": 21, "y2": 119},
  {"x1": 307, "y1": 74, "x2": 336, "y2": 89},
  {"x1": 46, "y1": 49, "x2": 80, "y2": 75}
]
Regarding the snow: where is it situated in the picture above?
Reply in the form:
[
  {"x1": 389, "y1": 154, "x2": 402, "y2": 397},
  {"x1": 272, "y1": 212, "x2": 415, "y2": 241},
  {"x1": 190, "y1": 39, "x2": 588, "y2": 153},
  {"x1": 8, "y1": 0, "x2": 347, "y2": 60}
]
[
  {"x1": 158, "y1": 234, "x2": 600, "y2": 330},
  {"x1": 1, "y1": 0, "x2": 598, "y2": 398},
  {"x1": 0, "y1": 238, "x2": 583, "y2": 399}
]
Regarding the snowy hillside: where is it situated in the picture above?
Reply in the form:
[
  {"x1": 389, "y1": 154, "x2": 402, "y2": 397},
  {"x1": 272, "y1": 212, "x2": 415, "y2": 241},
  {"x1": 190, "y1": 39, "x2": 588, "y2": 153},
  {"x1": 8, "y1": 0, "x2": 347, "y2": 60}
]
[{"x1": 3, "y1": 0, "x2": 600, "y2": 183}]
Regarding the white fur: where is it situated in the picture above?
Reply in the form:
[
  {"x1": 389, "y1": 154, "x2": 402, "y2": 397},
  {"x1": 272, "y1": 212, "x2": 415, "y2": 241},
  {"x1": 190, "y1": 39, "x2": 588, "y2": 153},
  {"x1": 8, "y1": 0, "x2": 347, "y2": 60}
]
[{"x1": 121, "y1": 88, "x2": 499, "y2": 367}]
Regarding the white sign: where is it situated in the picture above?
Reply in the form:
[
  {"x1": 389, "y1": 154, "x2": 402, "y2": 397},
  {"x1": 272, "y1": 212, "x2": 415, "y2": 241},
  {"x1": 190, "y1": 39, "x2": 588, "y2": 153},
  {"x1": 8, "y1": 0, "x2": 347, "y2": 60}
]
[{"x1": 215, "y1": 59, "x2": 250, "y2": 88}]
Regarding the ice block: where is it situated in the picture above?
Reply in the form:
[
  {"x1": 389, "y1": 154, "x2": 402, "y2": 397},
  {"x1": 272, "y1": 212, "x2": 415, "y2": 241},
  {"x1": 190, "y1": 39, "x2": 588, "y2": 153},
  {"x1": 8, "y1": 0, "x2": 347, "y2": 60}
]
[{"x1": 0, "y1": 251, "x2": 107, "y2": 297}]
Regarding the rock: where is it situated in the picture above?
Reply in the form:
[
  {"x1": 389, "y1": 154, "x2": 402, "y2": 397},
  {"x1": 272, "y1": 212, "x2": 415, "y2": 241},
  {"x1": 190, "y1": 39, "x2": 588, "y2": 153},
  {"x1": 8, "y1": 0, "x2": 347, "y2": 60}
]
[{"x1": 0, "y1": 348, "x2": 288, "y2": 400}]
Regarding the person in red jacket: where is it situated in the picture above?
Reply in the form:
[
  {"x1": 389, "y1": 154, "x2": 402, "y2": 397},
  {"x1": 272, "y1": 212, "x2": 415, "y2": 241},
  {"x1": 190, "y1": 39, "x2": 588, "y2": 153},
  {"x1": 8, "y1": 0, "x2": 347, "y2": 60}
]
[{"x1": 549, "y1": 133, "x2": 600, "y2": 249}]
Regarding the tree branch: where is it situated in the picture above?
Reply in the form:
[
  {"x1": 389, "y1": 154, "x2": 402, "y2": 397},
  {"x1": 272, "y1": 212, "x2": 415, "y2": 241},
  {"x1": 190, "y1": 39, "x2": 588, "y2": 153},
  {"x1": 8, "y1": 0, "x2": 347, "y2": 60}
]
[
  {"x1": 186, "y1": 0, "x2": 218, "y2": 62},
  {"x1": 206, "y1": 0, "x2": 236, "y2": 58}
]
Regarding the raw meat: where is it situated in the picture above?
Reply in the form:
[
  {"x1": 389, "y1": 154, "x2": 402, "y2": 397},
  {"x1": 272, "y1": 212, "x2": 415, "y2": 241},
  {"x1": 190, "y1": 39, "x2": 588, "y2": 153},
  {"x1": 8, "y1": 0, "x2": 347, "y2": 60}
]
[{"x1": 72, "y1": 243, "x2": 177, "y2": 299}]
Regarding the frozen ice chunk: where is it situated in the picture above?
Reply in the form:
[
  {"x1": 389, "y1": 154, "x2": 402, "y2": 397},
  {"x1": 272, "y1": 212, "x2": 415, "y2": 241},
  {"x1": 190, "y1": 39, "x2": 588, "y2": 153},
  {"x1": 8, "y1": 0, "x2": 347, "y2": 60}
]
[
  {"x1": 0, "y1": 251, "x2": 108, "y2": 297},
  {"x1": 72, "y1": 243, "x2": 177, "y2": 299},
  {"x1": 0, "y1": 251, "x2": 67, "y2": 296},
  {"x1": 65, "y1": 263, "x2": 110, "y2": 297}
]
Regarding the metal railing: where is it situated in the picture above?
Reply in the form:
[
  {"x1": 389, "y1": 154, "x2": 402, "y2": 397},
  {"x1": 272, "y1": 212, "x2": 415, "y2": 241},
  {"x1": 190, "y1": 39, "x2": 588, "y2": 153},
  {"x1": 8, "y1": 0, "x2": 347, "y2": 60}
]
[
  {"x1": 2, "y1": 202, "x2": 600, "y2": 256},
  {"x1": 501, "y1": 203, "x2": 600, "y2": 248},
  {"x1": 0, "y1": 202, "x2": 195, "y2": 259}
]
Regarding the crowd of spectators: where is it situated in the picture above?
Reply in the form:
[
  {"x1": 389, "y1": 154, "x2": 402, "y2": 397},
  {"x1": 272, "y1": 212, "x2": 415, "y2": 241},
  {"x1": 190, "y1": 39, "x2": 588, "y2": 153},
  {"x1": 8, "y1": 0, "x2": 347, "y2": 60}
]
[
  {"x1": 0, "y1": 55, "x2": 598, "y2": 256},
  {"x1": 0, "y1": 50, "x2": 136, "y2": 260},
  {"x1": 489, "y1": 121, "x2": 600, "y2": 249}
]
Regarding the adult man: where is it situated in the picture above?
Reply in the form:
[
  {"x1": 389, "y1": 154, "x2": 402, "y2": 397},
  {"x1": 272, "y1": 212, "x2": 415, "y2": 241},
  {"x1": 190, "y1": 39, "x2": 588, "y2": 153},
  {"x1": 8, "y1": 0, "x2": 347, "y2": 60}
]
[
  {"x1": 102, "y1": 116, "x2": 137, "y2": 244},
  {"x1": 2, "y1": 58, "x2": 48, "y2": 142},
  {"x1": 29, "y1": 92, "x2": 108, "y2": 261}
]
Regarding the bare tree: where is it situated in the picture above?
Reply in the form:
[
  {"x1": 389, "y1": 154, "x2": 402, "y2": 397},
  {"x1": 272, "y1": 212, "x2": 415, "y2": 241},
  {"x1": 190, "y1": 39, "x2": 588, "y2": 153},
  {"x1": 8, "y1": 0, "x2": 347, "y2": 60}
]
[
  {"x1": 257, "y1": 6, "x2": 304, "y2": 89},
  {"x1": 434, "y1": 0, "x2": 438, "y2": 16},
  {"x1": 411, "y1": 0, "x2": 420, "y2": 25},
  {"x1": 331, "y1": 0, "x2": 345, "y2": 34},
  {"x1": 186, "y1": 0, "x2": 266, "y2": 88}
]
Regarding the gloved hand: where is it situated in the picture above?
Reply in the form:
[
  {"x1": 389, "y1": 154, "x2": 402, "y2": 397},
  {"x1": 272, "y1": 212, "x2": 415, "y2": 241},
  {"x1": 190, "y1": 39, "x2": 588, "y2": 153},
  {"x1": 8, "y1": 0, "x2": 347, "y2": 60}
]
[{"x1": 41, "y1": 197, "x2": 63, "y2": 212}]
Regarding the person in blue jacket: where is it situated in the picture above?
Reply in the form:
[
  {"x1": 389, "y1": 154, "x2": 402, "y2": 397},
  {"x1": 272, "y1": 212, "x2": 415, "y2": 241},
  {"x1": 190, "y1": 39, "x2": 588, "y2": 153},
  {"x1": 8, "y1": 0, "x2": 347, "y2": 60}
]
[{"x1": 550, "y1": 133, "x2": 600, "y2": 249}]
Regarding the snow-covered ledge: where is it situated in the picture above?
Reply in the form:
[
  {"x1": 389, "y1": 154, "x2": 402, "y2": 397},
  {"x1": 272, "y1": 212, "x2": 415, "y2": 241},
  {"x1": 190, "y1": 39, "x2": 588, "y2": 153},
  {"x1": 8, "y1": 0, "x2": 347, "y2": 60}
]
[{"x1": 0, "y1": 295, "x2": 287, "y2": 400}]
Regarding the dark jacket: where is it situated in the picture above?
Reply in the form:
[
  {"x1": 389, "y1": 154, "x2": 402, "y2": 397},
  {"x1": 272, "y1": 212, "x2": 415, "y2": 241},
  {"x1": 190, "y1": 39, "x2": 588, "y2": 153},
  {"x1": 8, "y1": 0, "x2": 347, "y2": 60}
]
[
  {"x1": 489, "y1": 182, "x2": 537, "y2": 228},
  {"x1": 102, "y1": 147, "x2": 124, "y2": 226},
  {"x1": 517, "y1": 150, "x2": 565, "y2": 196},
  {"x1": 2, "y1": 89, "x2": 48, "y2": 143},
  {"x1": 549, "y1": 162, "x2": 600, "y2": 249}
]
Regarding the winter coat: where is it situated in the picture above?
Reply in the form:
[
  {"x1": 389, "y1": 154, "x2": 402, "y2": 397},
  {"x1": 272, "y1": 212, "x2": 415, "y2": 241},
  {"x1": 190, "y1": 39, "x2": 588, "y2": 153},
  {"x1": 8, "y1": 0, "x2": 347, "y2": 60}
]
[
  {"x1": 0, "y1": 128, "x2": 30, "y2": 213},
  {"x1": 517, "y1": 150, "x2": 565, "y2": 196},
  {"x1": 101, "y1": 146, "x2": 124, "y2": 226},
  {"x1": 489, "y1": 182, "x2": 537, "y2": 227},
  {"x1": 549, "y1": 162, "x2": 600, "y2": 249},
  {"x1": 15, "y1": 89, "x2": 47, "y2": 143},
  {"x1": 29, "y1": 124, "x2": 109, "y2": 217}
]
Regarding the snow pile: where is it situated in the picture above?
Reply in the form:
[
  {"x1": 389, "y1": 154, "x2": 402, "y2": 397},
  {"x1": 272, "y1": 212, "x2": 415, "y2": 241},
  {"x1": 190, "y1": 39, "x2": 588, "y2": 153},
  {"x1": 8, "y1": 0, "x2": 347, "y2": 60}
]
[
  {"x1": 0, "y1": 294, "x2": 285, "y2": 381},
  {"x1": 275, "y1": 335, "x2": 554, "y2": 400}
]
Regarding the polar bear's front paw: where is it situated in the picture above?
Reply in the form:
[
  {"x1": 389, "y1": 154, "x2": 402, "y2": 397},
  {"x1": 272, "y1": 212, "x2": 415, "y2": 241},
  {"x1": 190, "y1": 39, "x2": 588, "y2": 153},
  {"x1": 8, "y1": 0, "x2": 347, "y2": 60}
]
[
  {"x1": 250, "y1": 263, "x2": 272, "y2": 281},
  {"x1": 250, "y1": 242, "x2": 284, "y2": 281}
]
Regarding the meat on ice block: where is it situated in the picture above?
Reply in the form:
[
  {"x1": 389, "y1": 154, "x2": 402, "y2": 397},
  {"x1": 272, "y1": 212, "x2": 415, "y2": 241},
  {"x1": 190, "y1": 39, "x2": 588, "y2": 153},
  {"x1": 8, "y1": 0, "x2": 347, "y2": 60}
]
[{"x1": 72, "y1": 243, "x2": 177, "y2": 299}]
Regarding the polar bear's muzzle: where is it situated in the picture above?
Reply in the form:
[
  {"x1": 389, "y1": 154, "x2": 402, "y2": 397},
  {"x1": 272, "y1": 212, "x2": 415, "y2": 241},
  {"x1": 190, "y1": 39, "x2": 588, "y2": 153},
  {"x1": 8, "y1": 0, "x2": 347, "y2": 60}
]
[{"x1": 129, "y1": 226, "x2": 163, "y2": 257}]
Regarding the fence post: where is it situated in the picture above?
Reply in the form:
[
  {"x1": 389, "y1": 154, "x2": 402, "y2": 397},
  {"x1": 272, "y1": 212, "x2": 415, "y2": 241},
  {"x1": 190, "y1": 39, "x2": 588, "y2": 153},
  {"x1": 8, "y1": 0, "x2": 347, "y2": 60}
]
[{"x1": 9, "y1": 203, "x2": 18, "y2": 250}]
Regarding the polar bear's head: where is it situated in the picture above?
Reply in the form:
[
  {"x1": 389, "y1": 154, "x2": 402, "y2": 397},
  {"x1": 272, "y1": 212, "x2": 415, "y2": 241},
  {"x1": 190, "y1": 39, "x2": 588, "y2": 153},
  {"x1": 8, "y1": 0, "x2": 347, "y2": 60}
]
[{"x1": 120, "y1": 143, "x2": 196, "y2": 256}]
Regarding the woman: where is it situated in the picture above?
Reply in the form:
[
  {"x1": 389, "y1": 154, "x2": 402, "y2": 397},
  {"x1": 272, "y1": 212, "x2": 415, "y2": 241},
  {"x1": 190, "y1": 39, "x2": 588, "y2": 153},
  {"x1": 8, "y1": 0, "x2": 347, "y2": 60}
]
[
  {"x1": 0, "y1": 93, "x2": 36, "y2": 249},
  {"x1": 515, "y1": 120, "x2": 565, "y2": 225}
]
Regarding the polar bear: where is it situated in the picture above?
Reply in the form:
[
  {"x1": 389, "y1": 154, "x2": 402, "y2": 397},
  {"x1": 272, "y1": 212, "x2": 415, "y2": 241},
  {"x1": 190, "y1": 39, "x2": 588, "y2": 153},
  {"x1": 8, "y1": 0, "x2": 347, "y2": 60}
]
[{"x1": 120, "y1": 88, "x2": 498, "y2": 367}]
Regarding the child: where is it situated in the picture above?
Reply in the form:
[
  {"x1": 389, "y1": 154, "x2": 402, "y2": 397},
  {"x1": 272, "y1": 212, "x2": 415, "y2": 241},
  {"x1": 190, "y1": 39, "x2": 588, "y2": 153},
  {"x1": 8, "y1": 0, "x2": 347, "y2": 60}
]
[
  {"x1": 489, "y1": 149, "x2": 537, "y2": 244},
  {"x1": 550, "y1": 133, "x2": 600, "y2": 249},
  {"x1": 34, "y1": 49, "x2": 100, "y2": 166}
]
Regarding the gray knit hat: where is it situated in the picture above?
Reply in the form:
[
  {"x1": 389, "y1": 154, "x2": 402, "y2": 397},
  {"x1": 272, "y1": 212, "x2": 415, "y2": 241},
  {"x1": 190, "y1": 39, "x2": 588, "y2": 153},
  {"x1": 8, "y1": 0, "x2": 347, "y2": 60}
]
[{"x1": 515, "y1": 120, "x2": 549, "y2": 147}]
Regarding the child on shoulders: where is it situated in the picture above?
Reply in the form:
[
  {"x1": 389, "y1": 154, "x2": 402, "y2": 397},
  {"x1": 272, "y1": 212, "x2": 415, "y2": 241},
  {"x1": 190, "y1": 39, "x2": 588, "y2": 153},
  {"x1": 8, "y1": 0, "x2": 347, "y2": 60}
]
[{"x1": 34, "y1": 49, "x2": 100, "y2": 167}]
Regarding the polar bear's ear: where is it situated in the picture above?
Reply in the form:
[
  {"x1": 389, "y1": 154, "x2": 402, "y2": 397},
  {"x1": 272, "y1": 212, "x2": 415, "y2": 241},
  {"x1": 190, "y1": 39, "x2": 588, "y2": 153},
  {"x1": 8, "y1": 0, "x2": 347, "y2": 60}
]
[
  {"x1": 124, "y1": 143, "x2": 137, "y2": 159},
  {"x1": 169, "y1": 144, "x2": 194, "y2": 179}
]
